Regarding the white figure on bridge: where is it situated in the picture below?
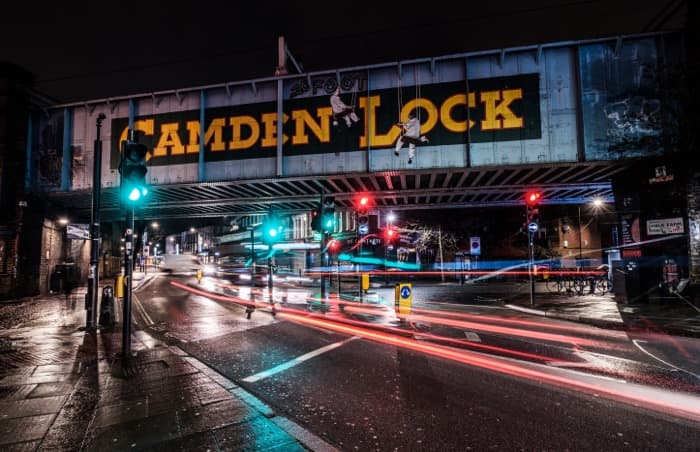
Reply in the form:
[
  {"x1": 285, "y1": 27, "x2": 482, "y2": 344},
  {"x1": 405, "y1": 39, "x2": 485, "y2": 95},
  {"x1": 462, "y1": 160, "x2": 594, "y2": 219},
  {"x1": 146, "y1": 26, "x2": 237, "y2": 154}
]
[
  {"x1": 394, "y1": 113, "x2": 429, "y2": 164},
  {"x1": 330, "y1": 88, "x2": 359, "y2": 127}
]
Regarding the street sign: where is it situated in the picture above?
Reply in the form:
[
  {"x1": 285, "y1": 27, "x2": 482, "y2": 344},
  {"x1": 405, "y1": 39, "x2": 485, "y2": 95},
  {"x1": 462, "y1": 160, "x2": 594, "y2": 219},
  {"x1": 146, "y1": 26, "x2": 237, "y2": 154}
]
[
  {"x1": 470, "y1": 236, "x2": 481, "y2": 256},
  {"x1": 528, "y1": 222, "x2": 539, "y2": 233},
  {"x1": 67, "y1": 223, "x2": 90, "y2": 240},
  {"x1": 358, "y1": 224, "x2": 369, "y2": 235}
]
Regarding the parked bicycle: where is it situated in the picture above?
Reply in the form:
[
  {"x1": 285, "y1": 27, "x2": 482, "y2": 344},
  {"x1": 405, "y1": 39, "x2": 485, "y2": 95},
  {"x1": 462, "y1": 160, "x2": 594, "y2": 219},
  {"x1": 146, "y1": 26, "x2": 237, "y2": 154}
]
[{"x1": 545, "y1": 268, "x2": 610, "y2": 296}]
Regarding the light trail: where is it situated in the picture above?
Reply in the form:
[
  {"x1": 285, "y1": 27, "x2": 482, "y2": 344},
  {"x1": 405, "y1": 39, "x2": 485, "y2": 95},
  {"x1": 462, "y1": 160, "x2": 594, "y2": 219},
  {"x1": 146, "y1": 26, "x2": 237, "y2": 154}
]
[
  {"x1": 408, "y1": 305, "x2": 628, "y2": 339},
  {"x1": 275, "y1": 310, "x2": 700, "y2": 423},
  {"x1": 405, "y1": 313, "x2": 621, "y2": 349},
  {"x1": 168, "y1": 281, "x2": 700, "y2": 421},
  {"x1": 175, "y1": 280, "x2": 627, "y2": 353},
  {"x1": 171, "y1": 281, "x2": 565, "y2": 363}
]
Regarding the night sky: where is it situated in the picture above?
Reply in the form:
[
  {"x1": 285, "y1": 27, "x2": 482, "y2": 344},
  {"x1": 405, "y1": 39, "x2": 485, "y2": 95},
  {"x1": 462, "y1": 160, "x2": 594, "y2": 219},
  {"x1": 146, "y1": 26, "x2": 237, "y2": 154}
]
[{"x1": 0, "y1": 1, "x2": 684, "y2": 104}]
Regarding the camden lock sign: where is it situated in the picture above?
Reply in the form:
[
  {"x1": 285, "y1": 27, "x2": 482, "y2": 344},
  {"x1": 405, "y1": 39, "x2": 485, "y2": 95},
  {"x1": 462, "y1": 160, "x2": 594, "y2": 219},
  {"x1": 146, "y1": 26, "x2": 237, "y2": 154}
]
[{"x1": 110, "y1": 74, "x2": 541, "y2": 168}]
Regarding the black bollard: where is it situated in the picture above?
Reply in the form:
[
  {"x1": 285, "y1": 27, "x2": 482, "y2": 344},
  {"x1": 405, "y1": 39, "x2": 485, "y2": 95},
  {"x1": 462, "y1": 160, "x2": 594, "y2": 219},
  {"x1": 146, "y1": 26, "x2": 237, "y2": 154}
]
[{"x1": 99, "y1": 286, "x2": 116, "y2": 327}]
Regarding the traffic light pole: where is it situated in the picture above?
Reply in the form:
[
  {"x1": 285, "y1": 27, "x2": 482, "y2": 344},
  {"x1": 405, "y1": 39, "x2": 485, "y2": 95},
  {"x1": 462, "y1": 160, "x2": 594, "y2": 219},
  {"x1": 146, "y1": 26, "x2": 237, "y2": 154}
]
[
  {"x1": 527, "y1": 204, "x2": 535, "y2": 306},
  {"x1": 320, "y1": 231, "x2": 327, "y2": 300},
  {"x1": 250, "y1": 228, "x2": 255, "y2": 287},
  {"x1": 86, "y1": 113, "x2": 105, "y2": 329},
  {"x1": 358, "y1": 228, "x2": 363, "y2": 303},
  {"x1": 122, "y1": 207, "x2": 134, "y2": 358}
]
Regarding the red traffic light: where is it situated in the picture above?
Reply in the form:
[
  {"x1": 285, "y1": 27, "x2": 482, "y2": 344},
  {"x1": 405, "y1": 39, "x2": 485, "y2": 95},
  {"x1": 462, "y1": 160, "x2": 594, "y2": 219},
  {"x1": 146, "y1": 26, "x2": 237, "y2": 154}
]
[
  {"x1": 356, "y1": 194, "x2": 372, "y2": 217},
  {"x1": 328, "y1": 239, "x2": 339, "y2": 252},
  {"x1": 385, "y1": 227, "x2": 397, "y2": 241},
  {"x1": 357, "y1": 195, "x2": 371, "y2": 209},
  {"x1": 525, "y1": 191, "x2": 541, "y2": 205}
]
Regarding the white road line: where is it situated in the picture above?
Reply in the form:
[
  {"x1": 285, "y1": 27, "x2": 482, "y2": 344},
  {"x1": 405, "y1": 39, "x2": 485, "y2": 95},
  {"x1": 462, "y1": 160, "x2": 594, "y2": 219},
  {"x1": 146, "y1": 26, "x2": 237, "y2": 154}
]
[
  {"x1": 632, "y1": 339, "x2": 700, "y2": 379},
  {"x1": 242, "y1": 336, "x2": 360, "y2": 383}
]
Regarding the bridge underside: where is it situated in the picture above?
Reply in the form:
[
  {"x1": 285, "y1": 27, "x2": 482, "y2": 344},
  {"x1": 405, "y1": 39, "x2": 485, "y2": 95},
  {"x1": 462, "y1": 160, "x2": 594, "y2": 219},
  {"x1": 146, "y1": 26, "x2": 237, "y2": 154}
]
[{"x1": 47, "y1": 160, "x2": 633, "y2": 223}]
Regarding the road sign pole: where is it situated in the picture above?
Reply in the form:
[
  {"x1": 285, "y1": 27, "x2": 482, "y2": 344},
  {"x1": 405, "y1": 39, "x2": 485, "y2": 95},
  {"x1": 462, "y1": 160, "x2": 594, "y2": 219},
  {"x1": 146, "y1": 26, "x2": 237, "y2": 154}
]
[
  {"x1": 527, "y1": 203, "x2": 535, "y2": 305},
  {"x1": 122, "y1": 207, "x2": 134, "y2": 359},
  {"x1": 320, "y1": 231, "x2": 327, "y2": 300},
  {"x1": 319, "y1": 192, "x2": 326, "y2": 301}
]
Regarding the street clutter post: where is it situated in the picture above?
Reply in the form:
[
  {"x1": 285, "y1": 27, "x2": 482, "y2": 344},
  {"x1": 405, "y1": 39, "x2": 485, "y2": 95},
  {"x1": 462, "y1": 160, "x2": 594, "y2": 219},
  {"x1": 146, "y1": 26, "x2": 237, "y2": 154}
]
[
  {"x1": 115, "y1": 274, "x2": 124, "y2": 298},
  {"x1": 86, "y1": 113, "x2": 106, "y2": 330},
  {"x1": 99, "y1": 286, "x2": 115, "y2": 327},
  {"x1": 394, "y1": 282, "x2": 412, "y2": 322}
]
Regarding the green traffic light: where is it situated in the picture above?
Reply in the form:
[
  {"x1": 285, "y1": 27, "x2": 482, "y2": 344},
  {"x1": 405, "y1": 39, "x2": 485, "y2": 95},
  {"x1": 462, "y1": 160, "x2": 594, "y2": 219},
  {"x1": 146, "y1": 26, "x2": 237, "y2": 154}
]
[
  {"x1": 120, "y1": 141, "x2": 149, "y2": 205},
  {"x1": 128, "y1": 187, "x2": 142, "y2": 201},
  {"x1": 262, "y1": 215, "x2": 284, "y2": 244}
]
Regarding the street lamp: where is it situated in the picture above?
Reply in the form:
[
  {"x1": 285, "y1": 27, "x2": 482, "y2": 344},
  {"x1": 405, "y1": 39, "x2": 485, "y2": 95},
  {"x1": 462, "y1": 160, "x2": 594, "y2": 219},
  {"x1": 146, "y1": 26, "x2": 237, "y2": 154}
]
[{"x1": 578, "y1": 198, "x2": 605, "y2": 265}]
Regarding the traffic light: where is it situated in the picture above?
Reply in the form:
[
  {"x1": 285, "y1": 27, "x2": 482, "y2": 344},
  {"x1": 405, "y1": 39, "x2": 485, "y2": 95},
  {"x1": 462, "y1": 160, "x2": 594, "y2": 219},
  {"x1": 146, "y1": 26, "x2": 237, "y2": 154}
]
[
  {"x1": 384, "y1": 227, "x2": 397, "y2": 243},
  {"x1": 525, "y1": 190, "x2": 541, "y2": 206},
  {"x1": 262, "y1": 213, "x2": 284, "y2": 245},
  {"x1": 528, "y1": 207, "x2": 540, "y2": 225},
  {"x1": 356, "y1": 194, "x2": 370, "y2": 226},
  {"x1": 524, "y1": 190, "x2": 542, "y2": 231},
  {"x1": 321, "y1": 196, "x2": 336, "y2": 233},
  {"x1": 328, "y1": 239, "x2": 340, "y2": 254},
  {"x1": 310, "y1": 206, "x2": 321, "y2": 232},
  {"x1": 120, "y1": 141, "x2": 149, "y2": 205}
]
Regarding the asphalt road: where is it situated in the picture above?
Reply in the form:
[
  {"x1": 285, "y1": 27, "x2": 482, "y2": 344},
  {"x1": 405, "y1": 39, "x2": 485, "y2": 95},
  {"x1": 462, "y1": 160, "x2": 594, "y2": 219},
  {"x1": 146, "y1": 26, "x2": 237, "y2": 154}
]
[{"x1": 131, "y1": 274, "x2": 700, "y2": 451}]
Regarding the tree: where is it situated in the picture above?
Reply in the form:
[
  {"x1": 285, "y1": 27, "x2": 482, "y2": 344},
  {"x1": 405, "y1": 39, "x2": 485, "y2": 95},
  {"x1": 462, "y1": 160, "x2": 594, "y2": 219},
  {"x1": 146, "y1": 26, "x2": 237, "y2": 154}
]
[{"x1": 402, "y1": 221, "x2": 457, "y2": 266}]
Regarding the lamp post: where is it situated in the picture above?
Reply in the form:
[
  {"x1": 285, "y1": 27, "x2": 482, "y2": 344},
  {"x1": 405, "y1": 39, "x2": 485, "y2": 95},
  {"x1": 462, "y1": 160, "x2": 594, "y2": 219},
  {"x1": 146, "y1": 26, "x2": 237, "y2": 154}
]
[
  {"x1": 578, "y1": 205, "x2": 583, "y2": 262},
  {"x1": 578, "y1": 199, "x2": 605, "y2": 267},
  {"x1": 87, "y1": 113, "x2": 106, "y2": 330}
]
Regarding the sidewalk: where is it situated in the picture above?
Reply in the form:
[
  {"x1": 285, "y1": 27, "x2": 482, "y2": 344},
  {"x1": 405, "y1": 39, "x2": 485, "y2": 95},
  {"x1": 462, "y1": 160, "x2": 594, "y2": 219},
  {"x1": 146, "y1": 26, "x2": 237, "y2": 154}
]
[
  {"x1": 505, "y1": 283, "x2": 700, "y2": 338},
  {"x1": 0, "y1": 285, "x2": 337, "y2": 451}
]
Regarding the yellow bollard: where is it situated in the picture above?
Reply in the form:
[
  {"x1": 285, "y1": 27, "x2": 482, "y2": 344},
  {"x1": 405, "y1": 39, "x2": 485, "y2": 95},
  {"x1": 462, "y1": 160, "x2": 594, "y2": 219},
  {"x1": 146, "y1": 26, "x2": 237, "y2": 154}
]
[
  {"x1": 115, "y1": 275, "x2": 124, "y2": 298},
  {"x1": 394, "y1": 282, "x2": 412, "y2": 317},
  {"x1": 361, "y1": 273, "x2": 370, "y2": 291},
  {"x1": 196, "y1": 268, "x2": 203, "y2": 283}
]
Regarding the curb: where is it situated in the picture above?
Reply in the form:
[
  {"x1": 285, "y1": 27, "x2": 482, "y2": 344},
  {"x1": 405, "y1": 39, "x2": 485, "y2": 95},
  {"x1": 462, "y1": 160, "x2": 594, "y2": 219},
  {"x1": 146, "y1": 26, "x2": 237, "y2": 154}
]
[
  {"x1": 173, "y1": 345, "x2": 340, "y2": 451},
  {"x1": 505, "y1": 303, "x2": 700, "y2": 336},
  {"x1": 504, "y1": 303, "x2": 625, "y2": 330}
]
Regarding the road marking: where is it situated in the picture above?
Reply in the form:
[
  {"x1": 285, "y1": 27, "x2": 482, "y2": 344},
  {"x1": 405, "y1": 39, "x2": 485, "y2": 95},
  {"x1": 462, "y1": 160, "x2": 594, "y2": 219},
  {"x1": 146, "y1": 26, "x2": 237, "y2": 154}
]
[
  {"x1": 242, "y1": 336, "x2": 360, "y2": 383},
  {"x1": 132, "y1": 292, "x2": 154, "y2": 326},
  {"x1": 632, "y1": 339, "x2": 700, "y2": 379}
]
